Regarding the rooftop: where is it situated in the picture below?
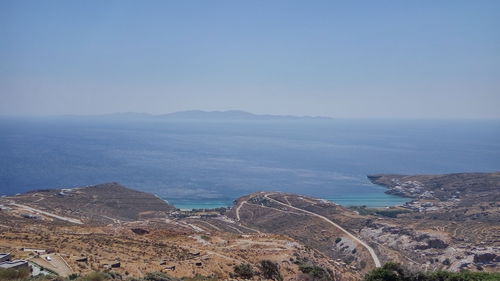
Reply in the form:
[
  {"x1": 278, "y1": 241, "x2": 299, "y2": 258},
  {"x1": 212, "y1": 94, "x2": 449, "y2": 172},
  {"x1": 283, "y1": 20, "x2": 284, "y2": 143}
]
[{"x1": 0, "y1": 260, "x2": 29, "y2": 269}]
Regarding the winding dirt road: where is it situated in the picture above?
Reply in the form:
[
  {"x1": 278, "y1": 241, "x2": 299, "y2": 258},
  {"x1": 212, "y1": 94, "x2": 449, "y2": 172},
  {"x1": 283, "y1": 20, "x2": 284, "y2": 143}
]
[
  {"x1": 233, "y1": 200, "x2": 262, "y2": 233},
  {"x1": 263, "y1": 193, "x2": 381, "y2": 267}
]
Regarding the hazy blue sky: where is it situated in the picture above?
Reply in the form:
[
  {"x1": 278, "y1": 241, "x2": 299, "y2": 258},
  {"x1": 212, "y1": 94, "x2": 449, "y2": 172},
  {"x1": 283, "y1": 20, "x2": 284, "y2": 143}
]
[{"x1": 1, "y1": 1, "x2": 499, "y2": 118}]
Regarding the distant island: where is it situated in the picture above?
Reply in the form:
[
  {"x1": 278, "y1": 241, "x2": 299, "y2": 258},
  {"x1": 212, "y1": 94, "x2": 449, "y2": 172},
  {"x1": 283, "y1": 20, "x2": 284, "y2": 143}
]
[
  {"x1": 63, "y1": 110, "x2": 334, "y2": 121},
  {"x1": 159, "y1": 110, "x2": 333, "y2": 121}
]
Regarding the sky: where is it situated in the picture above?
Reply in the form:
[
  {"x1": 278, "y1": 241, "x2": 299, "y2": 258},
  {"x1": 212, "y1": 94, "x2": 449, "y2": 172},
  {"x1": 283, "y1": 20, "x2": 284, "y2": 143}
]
[{"x1": 1, "y1": 0, "x2": 499, "y2": 119}]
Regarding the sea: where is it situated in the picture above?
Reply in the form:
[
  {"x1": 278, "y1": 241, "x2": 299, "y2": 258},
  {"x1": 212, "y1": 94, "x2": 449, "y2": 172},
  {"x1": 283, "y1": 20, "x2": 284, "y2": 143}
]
[{"x1": 1, "y1": 116, "x2": 499, "y2": 210}]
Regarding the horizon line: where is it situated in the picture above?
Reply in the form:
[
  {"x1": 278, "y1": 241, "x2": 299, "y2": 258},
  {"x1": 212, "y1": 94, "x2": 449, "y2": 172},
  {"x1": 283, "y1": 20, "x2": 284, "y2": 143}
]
[{"x1": 1, "y1": 110, "x2": 500, "y2": 121}]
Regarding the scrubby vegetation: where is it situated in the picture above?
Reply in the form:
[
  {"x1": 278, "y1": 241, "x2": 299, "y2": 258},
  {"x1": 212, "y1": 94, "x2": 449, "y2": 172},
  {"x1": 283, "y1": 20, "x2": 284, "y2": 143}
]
[
  {"x1": 5, "y1": 262, "x2": 500, "y2": 281},
  {"x1": 349, "y1": 206, "x2": 411, "y2": 218},
  {"x1": 199, "y1": 235, "x2": 210, "y2": 241},
  {"x1": 364, "y1": 262, "x2": 500, "y2": 281},
  {"x1": 232, "y1": 263, "x2": 254, "y2": 279},
  {"x1": 259, "y1": 260, "x2": 283, "y2": 281},
  {"x1": 298, "y1": 264, "x2": 334, "y2": 281},
  {"x1": 181, "y1": 275, "x2": 218, "y2": 281}
]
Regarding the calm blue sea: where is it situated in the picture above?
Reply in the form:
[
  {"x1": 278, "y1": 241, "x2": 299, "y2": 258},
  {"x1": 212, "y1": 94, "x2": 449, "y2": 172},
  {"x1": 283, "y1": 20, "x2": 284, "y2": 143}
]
[{"x1": 1, "y1": 117, "x2": 499, "y2": 209}]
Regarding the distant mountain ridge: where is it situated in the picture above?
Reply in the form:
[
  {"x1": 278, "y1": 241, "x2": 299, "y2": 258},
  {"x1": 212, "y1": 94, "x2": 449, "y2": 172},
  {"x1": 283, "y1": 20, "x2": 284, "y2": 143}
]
[
  {"x1": 160, "y1": 110, "x2": 333, "y2": 120},
  {"x1": 76, "y1": 110, "x2": 333, "y2": 121}
]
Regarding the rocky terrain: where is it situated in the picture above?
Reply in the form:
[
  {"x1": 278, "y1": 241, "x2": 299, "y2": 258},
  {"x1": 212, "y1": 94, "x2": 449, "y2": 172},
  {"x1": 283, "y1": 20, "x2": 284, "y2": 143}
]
[
  {"x1": 230, "y1": 172, "x2": 500, "y2": 276},
  {"x1": 0, "y1": 183, "x2": 359, "y2": 281},
  {"x1": 0, "y1": 172, "x2": 499, "y2": 280},
  {"x1": 368, "y1": 172, "x2": 500, "y2": 203},
  {"x1": 367, "y1": 172, "x2": 500, "y2": 229},
  {"x1": 365, "y1": 173, "x2": 500, "y2": 271}
]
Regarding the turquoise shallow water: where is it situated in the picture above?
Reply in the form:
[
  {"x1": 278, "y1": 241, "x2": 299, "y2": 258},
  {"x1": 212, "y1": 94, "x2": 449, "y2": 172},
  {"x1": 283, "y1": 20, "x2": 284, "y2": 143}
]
[
  {"x1": 167, "y1": 198, "x2": 235, "y2": 210},
  {"x1": 167, "y1": 188, "x2": 409, "y2": 210}
]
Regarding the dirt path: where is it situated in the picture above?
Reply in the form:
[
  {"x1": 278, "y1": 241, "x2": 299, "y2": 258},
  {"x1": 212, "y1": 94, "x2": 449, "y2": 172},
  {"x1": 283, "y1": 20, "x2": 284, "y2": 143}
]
[
  {"x1": 205, "y1": 250, "x2": 246, "y2": 263},
  {"x1": 226, "y1": 225, "x2": 244, "y2": 234},
  {"x1": 263, "y1": 193, "x2": 382, "y2": 268},
  {"x1": 195, "y1": 220, "x2": 222, "y2": 231},
  {"x1": 228, "y1": 239, "x2": 295, "y2": 250},
  {"x1": 233, "y1": 201, "x2": 261, "y2": 233},
  {"x1": 11, "y1": 203, "x2": 83, "y2": 224},
  {"x1": 235, "y1": 200, "x2": 247, "y2": 221}
]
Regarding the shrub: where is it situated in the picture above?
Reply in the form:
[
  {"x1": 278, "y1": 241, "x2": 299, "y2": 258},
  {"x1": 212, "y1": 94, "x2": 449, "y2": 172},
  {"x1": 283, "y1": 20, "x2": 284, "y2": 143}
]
[
  {"x1": 181, "y1": 275, "x2": 218, "y2": 281},
  {"x1": 299, "y1": 264, "x2": 333, "y2": 281},
  {"x1": 144, "y1": 272, "x2": 179, "y2": 281},
  {"x1": 363, "y1": 262, "x2": 407, "y2": 281},
  {"x1": 373, "y1": 209, "x2": 411, "y2": 218},
  {"x1": 79, "y1": 272, "x2": 109, "y2": 281},
  {"x1": 335, "y1": 237, "x2": 342, "y2": 244},
  {"x1": 233, "y1": 263, "x2": 254, "y2": 279},
  {"x1": 364, "y1": 262, "x2": 500, "y2": 281},
  {"x1": 426, "y1": 271, "x2": 500, "y2": 281},
  {"x1": 259, "y1": 260, "x2": 283, "y2": 281}
]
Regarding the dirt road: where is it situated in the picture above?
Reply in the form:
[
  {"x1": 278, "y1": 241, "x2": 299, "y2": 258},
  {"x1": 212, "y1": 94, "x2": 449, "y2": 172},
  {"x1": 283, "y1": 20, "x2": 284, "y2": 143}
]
[
  {"x1": 11, "y1": 203, "x2": 83, "y2": 224},
  {"x1": 263, "y1": 193, "x2": 382, "y2": 267}
]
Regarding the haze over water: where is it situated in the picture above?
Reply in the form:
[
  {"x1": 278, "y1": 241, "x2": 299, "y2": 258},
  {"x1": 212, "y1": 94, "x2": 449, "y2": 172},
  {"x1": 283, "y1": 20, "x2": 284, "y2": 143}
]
[
  {"x1": 1, "y1": 115, "x2": 499, "y2": 209},
  {"x1": 2, "y1": 2, "x2": 499, "y2": 209}
]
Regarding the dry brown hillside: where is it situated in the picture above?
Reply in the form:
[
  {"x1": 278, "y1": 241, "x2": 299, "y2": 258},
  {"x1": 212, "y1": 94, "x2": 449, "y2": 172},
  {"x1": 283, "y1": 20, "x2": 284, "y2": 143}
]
[{"x1": 4, "y1": 182, "x2": 175, "y2": 224}]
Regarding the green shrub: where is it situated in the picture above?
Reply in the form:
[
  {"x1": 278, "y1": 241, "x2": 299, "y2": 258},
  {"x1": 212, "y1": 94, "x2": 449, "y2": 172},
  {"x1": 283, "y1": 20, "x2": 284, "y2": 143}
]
[
  {"x1": 144, "y1": 272, "x2": 179, "y2": 281},
  {"x1": 373, "y1": 209, "x2": 411, "y2": 218},
  {"x1": 363, "y1": 262, "x2": 407, "y2": 281},
  {"x1": 259, "y1": 260, "x2": 283, "y2": 281},
  {"x1": 299, "y1": 264, "x2": 333, "y2": 281},
  {"x1": 364, "y1": 262, "x2": 500, "y2": 281},
  {"x1": 181, "y1": 275, "x2": 217, "y2": 281},
  {"x1": 426, "y1": 270, "x2": 500, "y2": 281},
  {"x1": 233, "y1": 263, "x2": 254, "y2": 279}
]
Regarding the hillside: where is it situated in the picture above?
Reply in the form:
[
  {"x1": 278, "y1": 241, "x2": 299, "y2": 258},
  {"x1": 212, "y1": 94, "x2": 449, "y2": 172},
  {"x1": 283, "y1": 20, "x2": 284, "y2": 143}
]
[
  {"x1": 228, "y1": 192, "x2": 377, "y2": 273},
  {"x1": 0, "y1": 184, "x2": 360, "y2": 281},
  {"x1": 230, "y1": 172, "x2": 500, "y2": 275},
  {"x1": 2, "y1": 182, "x2": 175, "y2": 224},
  {"x1": 368, "y1": 172, "x2": 500, "y2": 222},
  {"x1": 0, "y1": 173, "x2": 498, "y2": 280},
  {"x1": 368, "y1": 172, "x2": 500, "y2": 202}
]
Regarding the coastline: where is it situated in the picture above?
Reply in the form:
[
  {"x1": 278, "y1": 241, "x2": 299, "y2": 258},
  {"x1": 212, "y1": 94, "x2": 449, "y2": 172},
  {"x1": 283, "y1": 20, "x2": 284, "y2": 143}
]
[{"x1": 165, "y1": 181, "x2": 410, "y2": 210}]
